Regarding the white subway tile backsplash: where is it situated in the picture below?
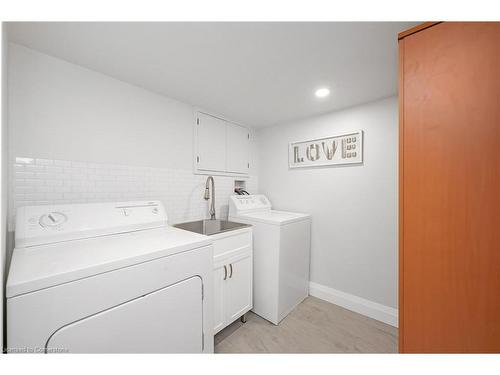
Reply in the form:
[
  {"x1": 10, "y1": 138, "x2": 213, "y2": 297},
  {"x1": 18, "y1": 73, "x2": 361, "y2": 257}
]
[
  {"x1": 54, "y1": 159, "x2": 71, "y2": 167},
  {"x1": 45, "y1": 166, "x2": 63, "y2": 174},
  {"x1": 35, "y1": 159, "x2": 54, "y2": 165},
  {"x1": 24, "y1": 178, "x2": 42, "y2": 186},
  {"x1": 15, "y1": 171, "x2": 36, "y2": 178},
  {"x1": 35, "y1": 158, "x2": 54, "y2": 166},
  {"x1": 24, "y1": 165, "x2": 41, "y2": 173},
  {"x1": 9, "y1": 156, "x2": 258, "y2": 231},
  {"x1": 47, "y1": 180, "x2": 64, "y2": 187},
  {"x1": 15, "y1": 157, "x2": 34, "y2": 164}
]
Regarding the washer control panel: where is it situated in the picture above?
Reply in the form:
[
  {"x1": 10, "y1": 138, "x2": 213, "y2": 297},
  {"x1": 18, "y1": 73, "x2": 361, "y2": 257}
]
[
  {"x1": 229, "y1": 194, "x2": 271, "y2": 216},
  {"x1": 15, "y1": 201, "x2": 167, "y2": 248}
]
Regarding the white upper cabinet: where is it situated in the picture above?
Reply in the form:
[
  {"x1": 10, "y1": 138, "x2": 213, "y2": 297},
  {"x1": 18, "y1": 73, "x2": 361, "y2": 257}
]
[
  {"x1": 196, "y1": 112, "x2": 227, "y2": 172},
  {"x1": 195, "y1": 112, "x2": 250, "y2": 176},
  {"x1": 226, "y1": 123, "x2": 250, "y2": 174}
]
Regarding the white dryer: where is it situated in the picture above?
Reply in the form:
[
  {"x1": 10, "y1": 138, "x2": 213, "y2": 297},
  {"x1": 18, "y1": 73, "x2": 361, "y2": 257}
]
[
  {"x1": 229, "y1": 195, "x2": 311, "y2": 325},
  {"x1": 6, "y1": 201, "x2": 213, "y2": 353}
]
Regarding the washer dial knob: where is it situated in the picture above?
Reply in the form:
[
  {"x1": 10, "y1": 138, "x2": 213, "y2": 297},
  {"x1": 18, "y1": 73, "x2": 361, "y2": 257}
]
[{"x1": 39, "y1": 212, "x2": 67, "y2": 228}]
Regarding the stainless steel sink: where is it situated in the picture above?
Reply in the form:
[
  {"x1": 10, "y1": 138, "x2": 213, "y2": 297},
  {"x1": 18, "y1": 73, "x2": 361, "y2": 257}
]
[{"x1": 173, "y1": 219, "x2": 250, "y2": 236}]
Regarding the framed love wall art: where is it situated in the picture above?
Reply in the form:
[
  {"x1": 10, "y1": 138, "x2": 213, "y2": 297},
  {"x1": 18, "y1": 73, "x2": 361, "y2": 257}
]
[{"x1": 288, "y1": 130, "x2": 363, "y2": 169}]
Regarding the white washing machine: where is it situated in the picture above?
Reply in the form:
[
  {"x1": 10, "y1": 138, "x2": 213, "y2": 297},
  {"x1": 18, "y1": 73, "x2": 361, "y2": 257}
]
[
  {"x1": 229, "y1": 195, "x2": 311, "y2": 325},
  {"x1": 6, "y1": 201, "x2": 213, "y2": 353}
]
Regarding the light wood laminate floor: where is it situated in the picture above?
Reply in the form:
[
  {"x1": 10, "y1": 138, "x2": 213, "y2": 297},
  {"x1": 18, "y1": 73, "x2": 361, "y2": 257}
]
[{"x1": 215, "y1": 297, "x2": 398, "y2": 353}]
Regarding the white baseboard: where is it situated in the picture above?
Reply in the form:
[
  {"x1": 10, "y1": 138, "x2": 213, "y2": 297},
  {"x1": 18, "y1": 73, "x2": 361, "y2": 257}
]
[{"x1": 309, "y1": 282, "x2": 398, "y2": 327}]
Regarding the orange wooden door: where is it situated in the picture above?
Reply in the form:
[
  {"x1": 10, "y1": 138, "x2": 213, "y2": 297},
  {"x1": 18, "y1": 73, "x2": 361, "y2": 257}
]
[{"x1": 399, "y1": 22, "x2": 500, "y2": 353}]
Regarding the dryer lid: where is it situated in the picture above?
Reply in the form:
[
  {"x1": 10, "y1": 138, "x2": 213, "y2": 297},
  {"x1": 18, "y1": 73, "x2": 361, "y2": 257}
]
[
  {"x1": 6, "y1": 226, "x2": 211, "y2": 298},
  {"x1": 15, "y1": 201, "x2": 167, "y2": 248}
]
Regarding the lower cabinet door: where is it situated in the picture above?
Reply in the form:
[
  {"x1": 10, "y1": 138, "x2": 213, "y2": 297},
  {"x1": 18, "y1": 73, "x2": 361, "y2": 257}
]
[
  {"x1": 46, "y1": 277, "x2": 203, "y2": 353},
  {"x1": 225, "y1": 255, "x2": 252, "y2": 322},
  {"x1": 213, "y1": 264, "x2": 226, "y2": 334}
]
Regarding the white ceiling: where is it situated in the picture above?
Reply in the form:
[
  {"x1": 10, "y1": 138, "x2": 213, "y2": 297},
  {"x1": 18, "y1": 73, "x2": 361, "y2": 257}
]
[{"x1": 7, "y1": 22, "x2": 416, "y2": 127}]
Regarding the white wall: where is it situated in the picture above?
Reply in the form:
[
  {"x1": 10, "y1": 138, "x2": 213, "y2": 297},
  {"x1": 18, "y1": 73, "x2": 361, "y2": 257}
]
[
  {"x1": 257, "y1": 97, "x2": 398, "y2": 310},
  {"x1": 9, "y1": 43, "x2": 259, "y2": 172},
  {"x1": 7, "y1": 43, "x2": 258, "y2": 229},
  {"x1": 9, "y1": 42, "x2": 194, "y2": 169},
  {"x1": 1, "y1": 23, "x2": 9, "y2": 350}
]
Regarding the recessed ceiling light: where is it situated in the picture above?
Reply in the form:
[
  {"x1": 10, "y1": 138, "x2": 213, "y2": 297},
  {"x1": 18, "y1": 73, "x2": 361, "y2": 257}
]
[{"x1": 315, "y1": 88, "x2": 330, "y2": 98}]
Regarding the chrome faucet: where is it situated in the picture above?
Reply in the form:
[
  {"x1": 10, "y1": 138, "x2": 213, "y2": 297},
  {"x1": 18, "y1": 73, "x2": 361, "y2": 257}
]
[{"x1": 204, "y1": 176, "x2": 216, "y2": 220}]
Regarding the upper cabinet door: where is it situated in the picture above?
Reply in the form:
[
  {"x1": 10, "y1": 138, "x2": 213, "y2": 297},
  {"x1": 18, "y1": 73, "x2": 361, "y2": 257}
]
[
  {"x1": 226, "y1": 123, "x2": 249, "y2": 174},
  {"x1": 195, "y1": 112, "x2": 250, "y2": 176},
  {"x1": 196, "y1": 113, "x2": 227, "y2": 172}
]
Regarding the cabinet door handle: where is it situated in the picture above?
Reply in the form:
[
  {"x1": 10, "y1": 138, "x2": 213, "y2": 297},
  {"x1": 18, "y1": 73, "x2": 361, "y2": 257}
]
[
  {"x1": 223, "y1": 265, "x2": 228, "y2": 280},
  {"x1": 229, "y1": 264, "x2": 233, "y2": 278}
]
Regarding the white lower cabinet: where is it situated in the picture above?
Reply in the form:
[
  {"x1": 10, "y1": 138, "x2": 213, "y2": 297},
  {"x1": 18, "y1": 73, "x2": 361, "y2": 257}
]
[
  {"x1": 225, "y1": 255, "x2": 252, "y2": 322},
  {"x1": 213, "y1": 264, "x2": 227, "y2": 333},
  {"x1": 212, "y1": 228, "x2": 252, "y2": 334}
]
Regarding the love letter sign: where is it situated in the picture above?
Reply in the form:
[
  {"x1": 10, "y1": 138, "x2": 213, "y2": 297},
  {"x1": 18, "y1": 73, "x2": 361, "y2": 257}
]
[{"x1": 288, "y1": 130, "x2": 363, "y2": 168}]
